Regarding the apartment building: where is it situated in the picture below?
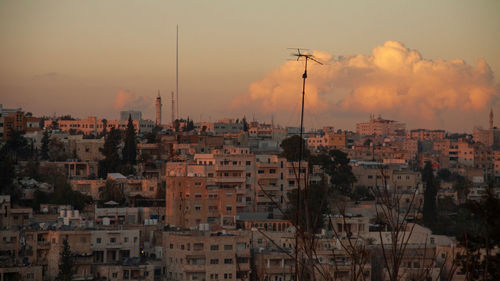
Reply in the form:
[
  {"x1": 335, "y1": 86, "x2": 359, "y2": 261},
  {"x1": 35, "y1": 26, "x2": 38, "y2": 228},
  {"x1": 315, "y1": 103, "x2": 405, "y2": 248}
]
[
  {"x1": 71, "y1": 173, "x2": 159, "y2": 200},
  {"x1": 44, "y1": 116, "x2": 155, "y2": 135},
  {"x1": 0, "y1": 105, "x2": 41, "y2": 141},
  {"x1": 165, "y1": 174, "x2": 237, "y2": 228},
  {"x1": 356, "y1": 115, "x2": 405, "y2": 136},
  {"x1": 0, "y1": 266, "x2": 42, "y2": 281},
  {"x1": 351, "y1": 162, "x2": 421, "y2": 192},
  {"x1": 163, "y1": 230, "x2": 251, "y2": 281},
  {"x1": 91, "y1": 229, "x2": 141, "y2": 264},
  {"x1": 407, "y1": 129, "x2": 446, "y2": 141},
  {"x1": 46, "y1": 230, "x2": 93, "y2": 281},
  {"x1": 307, "y1": 130, "x2": 347, "y2": 150}
]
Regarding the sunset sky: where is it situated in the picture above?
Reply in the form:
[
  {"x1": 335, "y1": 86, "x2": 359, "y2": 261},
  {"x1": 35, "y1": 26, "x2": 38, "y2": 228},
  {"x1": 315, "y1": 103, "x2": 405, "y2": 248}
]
[{"x1": 1, "y1": 0, "x2": 499, "y2": 132}]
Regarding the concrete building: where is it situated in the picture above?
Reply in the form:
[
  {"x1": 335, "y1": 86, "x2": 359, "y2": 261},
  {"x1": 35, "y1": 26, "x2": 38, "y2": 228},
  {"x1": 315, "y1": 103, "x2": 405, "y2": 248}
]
[
  {"x1": 120, "y1": 110, "x2": 142, "y2": 121},
  {"x1": 356, "y1": 115, "x2": 405, "y2": 136},
  {"x1": 91, "y1": 229, "x2": 141, "y2": 264},
  {"x1": 71, "y1": 173, "x2": 159, "y2": 200},
  {"x1": 0, "y1": 105, "x2": 41, "y2": 141},
  {"x1": 165, "y1": 175, "x2": 237, "y2": 228},
  {"x1": 407, "y1": 129, "x2": 446, "y2": 141},
  {"x1": 44, "y1": 116, "x2": 155, "y2": 135},
  {"x1": 163, "y1": 230, "x2": 251, "y2": 281}
]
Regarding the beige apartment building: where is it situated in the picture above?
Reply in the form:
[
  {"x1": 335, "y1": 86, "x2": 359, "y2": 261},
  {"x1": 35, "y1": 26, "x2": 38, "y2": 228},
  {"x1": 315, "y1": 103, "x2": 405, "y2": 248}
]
[
  {"x1": 71, "y1": 173, "x2": 159, "y2": 200},
  {"x1": 307, "y1": 131, "x2": 347, "y2": 150},
  {"x1": 163, "y1": 230, "x2": 251, "y2": 281},
  {"x1": 356, "y1": 115, "x2": 405, "y2": 136},
  {"x1": 168, "y1": 146, "x2": 307, "y2": 214},
  {"x1": 91, "y1": 229, "x2": 141, "y2": 264},
  {"x1": 165, "y1": 175, "x2": 237, "y2": 228},
  {"x1": 44, "y1": 116, "x2": 155, "y2": 135},
  {"x1": 351, "y1": 162, "x2": 422, "y2": 192},
  {"x1": 0, "y1": 266, "x2": 42, "y2": 281},
  {"x1": 407, "y1": 129, "x2": 446, "y2": 141}
]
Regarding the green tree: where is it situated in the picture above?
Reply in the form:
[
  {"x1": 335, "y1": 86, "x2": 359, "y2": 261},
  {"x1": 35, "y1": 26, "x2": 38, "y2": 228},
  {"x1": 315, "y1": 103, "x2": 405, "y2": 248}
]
[
  {"x1": 286, "y1": 182, "x2": 329, "y2": 233},
  {"x1": 242, "y1": 116, "x2": 248, "y2": 132},
  {"x1": 456, "y1": 186, "x2": 500, "y2": 280},
  {"x1": 101, "y1": 118, "x2": 108, "y2": 137},
  {"x1": 99, "y1": 179, "x2": 125, "y2": 204},
  {"x1": 307, "y1": 150, "x2": 356, "y2": 196},
  {"x1": 3, "y1": 130, "x2": 31, "y2": 161},
  {"x1": 352, "y1": 185, "x2": 375, "y2": 201},
  {"x1": 0, "y1": 152, "x2": 16, "y2": 194},
  {"x1": 55, "y1": 238, "x2": 74, "y2": 281},
  {"x1": 122, "y1": 115, "x2": 137, "y2": 166},
  {"x1": 422, "y1": 161, "x2": 438, "y2": 227},
  {"x1": 48, "y1": 138, "x2": 70, "y2": 161},
  {"x1": 98, "y1": 127, "x2": 122, "y2": 178},
  {"x1": 280, "y1": 135, "x2": 310, "y2": 162},
  {"x1": 184, "y1": 116, "x2": 194, "y2": 131},
  {"x1": 40, "y1": 130, "x2": 50, "y2": 160}
]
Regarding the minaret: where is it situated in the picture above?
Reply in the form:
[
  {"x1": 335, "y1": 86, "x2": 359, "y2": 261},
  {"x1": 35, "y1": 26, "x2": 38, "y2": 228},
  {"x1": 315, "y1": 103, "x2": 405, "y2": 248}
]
[
  {"x1": 156, "y1": 90, "x2": 162, "y2": 126},
  {"x1": 490, "y1": 108, "x2": 494, "y2": 129}
]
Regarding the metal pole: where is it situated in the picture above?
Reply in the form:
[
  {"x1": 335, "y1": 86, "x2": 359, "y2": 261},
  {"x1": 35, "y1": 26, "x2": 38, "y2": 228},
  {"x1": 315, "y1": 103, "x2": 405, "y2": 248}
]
[{"x1": 295, "y1": 57, "x2": 308, "y2": 281}]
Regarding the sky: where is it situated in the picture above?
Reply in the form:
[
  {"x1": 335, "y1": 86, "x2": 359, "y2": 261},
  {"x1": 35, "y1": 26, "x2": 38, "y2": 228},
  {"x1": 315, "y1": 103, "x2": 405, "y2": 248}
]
[{"x1": 0, "y1": 0, "x2": 499, "y2": 132}]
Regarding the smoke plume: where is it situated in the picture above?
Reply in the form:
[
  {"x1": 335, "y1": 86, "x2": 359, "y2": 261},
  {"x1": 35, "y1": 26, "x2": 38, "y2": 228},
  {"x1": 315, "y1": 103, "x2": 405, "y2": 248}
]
[{"x1": 113, "y1": 90, "x2": 149, "y2": 111}]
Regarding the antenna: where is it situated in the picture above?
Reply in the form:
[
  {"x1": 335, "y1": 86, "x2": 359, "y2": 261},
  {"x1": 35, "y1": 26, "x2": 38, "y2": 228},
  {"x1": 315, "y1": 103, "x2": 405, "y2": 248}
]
[
  {"x1": 288, "y1": 47, "x2": 323, "y2": 281},
  {"x1": 176, "y1": 25, "x2": 179, "y2": 120},
  {"x1": 171, "y1": 91, "x2": 175, "y2": 123}
]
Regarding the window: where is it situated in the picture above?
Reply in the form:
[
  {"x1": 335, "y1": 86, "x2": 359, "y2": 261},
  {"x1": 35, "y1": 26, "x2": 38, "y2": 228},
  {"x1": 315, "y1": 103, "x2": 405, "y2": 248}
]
[
  {"x1": 97, "y1": 238, "x2": 102, "y2": 244},
  {"x1": 210, "y1": 259, "x2": 219, "y2": 264},
  {"x1": 224, "y1": 244, "x2": 233, "y2": 250},
  {"x1": 269, "y1": 169, "x2": 276, "y2": 174},
  {"x1": 224, "y1": 258, "x2": 233, "y2": 264},
  {"x1": 124, "y1": 237, "x2": 128, "y2": 243},
  {"x1": 226, "y1": 205, "x2": 232, "y2": 212},
  {"x1": 195, "y1": 205, "x2": 201, "y2": 211},
  {"x1": 110, "y1": 237, "x2": 116, "y2": 243},
  {"x1": 210, "y1": 244, "x2": 219, "y2": 251},
  {"x1": 258, "y1": 170, "x2": 264, "y2": 174}
]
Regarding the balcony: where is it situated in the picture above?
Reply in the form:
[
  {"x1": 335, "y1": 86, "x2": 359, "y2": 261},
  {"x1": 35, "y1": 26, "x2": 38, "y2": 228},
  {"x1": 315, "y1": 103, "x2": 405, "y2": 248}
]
[
  {"x1": 257, "y1": 174, "x2": 279, "y2": 180},
  {"x1": 215, "y1": 177, "x2": 245, "y2": 183},
  {"x1": 216, "y1": 165, "x2": 246, "y2": 171},
  {"x1": 37, "y1": 241, "x2": 51, "y2": 248},
  {"x1": 183, "y1": 264, "x2": 206, "y2": 273}
]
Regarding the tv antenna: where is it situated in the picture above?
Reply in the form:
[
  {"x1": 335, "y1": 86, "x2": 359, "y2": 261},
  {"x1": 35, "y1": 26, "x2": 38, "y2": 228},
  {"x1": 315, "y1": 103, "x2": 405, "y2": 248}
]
[{"x1": 288, "y1": 47, "x2": 323, "y2": 281}]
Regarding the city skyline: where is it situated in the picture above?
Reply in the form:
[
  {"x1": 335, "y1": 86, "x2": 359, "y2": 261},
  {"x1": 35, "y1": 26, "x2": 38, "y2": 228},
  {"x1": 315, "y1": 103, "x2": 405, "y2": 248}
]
[{"x1": 1, "y1": 0, "x2": 499, "y2": 131}]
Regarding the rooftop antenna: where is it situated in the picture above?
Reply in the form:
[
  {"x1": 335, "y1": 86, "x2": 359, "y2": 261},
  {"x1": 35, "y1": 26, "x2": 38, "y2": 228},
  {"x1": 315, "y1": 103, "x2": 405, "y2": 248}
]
[
  {"x1": 176, "y1": 25, "x2": 179, "y2": 120},
  {"x1": 288, "y1": 47, "x2": 323, "y2": 281},
  {"x1": 171, "y1": 91, "x2": 175, "y2": 123}
]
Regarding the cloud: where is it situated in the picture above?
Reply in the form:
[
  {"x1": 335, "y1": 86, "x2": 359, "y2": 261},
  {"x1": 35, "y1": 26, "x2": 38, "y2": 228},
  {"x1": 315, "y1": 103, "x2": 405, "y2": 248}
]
[
  {"x1": 232, "y1": 41, "x2": 498, "y2": 126},
  {"x1": 113, "y1": 90, "x2": 149, "y2": 111}
]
